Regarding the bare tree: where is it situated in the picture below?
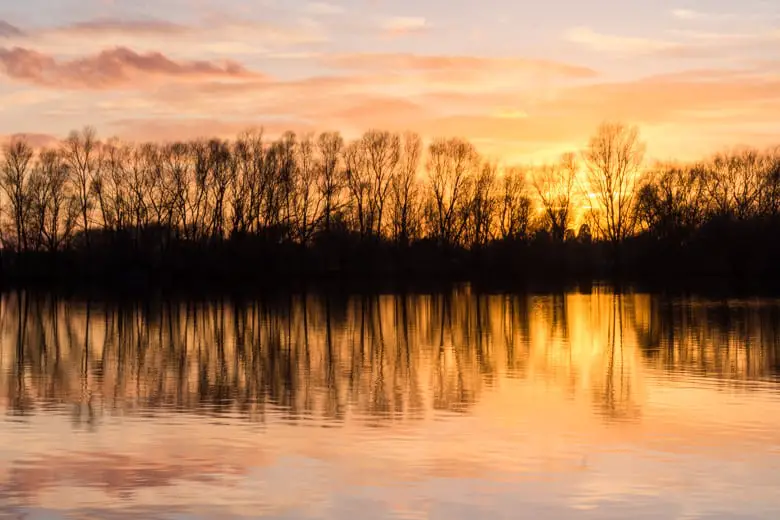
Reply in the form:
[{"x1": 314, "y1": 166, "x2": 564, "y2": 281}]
[
  {"x1": 278, "y1": 132, "x2": 298, "y2": 239},
  {"x1": 142, "y1": 142, "x2": 177, "y2": 245},
  {"x1": 363, "y1": 130, "x2": 400, "y2": 237},
  {"x1": 636, "y1": 163, "x2": 707, "y2": 241},
  {"x1": 390, "y1": 132, "x2": 423, "y2": 245},
  {"x1": 533, "y1": 152, "x2": 578, "y2": 242},
  {"x1": 33, "y1": 149, "x2": 78, "y2": 252},
  {"x1": 27, "y1": 162, "x2": 49, "y2": 251},
  {"x1": 124, "y1": 143, "x2": 152, "y2": 241},
  {"x1": 704, "y1": 148, "x2": 765, "y2": 220},
  {"x1": 227, "y1": 131, "x2": 264, "y2": 238},
  {"x1": 1, "y1": 138, "x2": 34, "y2": 251},
  {"x1": 425, "y1": 138, "x2": 479, "y2": 246},
  {"x1": 760, "y1": 146, "x2": 780, "y2": 217},
  {"x1": 292, "y1": 134, "x2": 323, "y2": 244},
  {"x1": 162, "y1": 142, "x2": 193, "y2": 239},
  {"x1": 469, "y1": 161, "x2": 498, "y2": 248},
  {"x1": 234, "y1": 130, "x2": 267, "y2": 235},
  {"x1": 93, "y1": 138, "x2": 130, "y2": 234},
  {"x1": 583, "y1": 122, "x2": 645, "y2": 247},
  {"x1": 317, "y1": 132, "x2": 344, "y2": 233},
  {"x1": 63, "y1": 127, "x2": 101, "y2": 248},
  {"x1": 343, "y1": 140, "x2": 372, "y2": 238},
  {"x1": 498, "y1": 167, "x2": 532, "y2": 241},
  {"x1": 206, "y1": 139, "x2": 232, "y2": 240},
  {"x1": 190, "y1": 140, "x2": 212, "y2": 241}
]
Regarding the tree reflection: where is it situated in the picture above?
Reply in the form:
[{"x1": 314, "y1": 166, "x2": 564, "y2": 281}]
[{"x1": 0, "y1": 289, "x2": 778, "y2": 427}]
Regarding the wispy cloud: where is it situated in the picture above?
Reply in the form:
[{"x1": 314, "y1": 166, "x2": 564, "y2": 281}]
[
  {"x1": 671, "y1": 9, "x2": 707, "y2": 20},
  {"x1": 379, "y1": 16, "x2": 427, "y2": 37},
  {"x1": 567, "y1": 24, "x2": 780, "y2": 60},
  {"x1": 669, "y1": 7, "x2": 762, "y2": 22},
  {"x1": 322, "y1": 53, "x2": 598, "y2": 89},
  {"x1": 154, "y1": 62, "x2": 780, "y2": 159},
  {"x1": 0, "y1": 46, "x2": 258, "y2": 89},
  {"x1": 669, "y1": 28, "x2": 780, "y2": 44},
  {"x1": 0, "y1": 17, "x2": 327, "y2": 57},
  {"x1": 61, "y1": 18, "x2": 188, "y2": 35},
  {"x1": 325, "y1": 53, "x2": 596, "y2": 75},
  {"x1": 0, "y1": 2, "x2": 778, "y2": 164},
  {"x1": 4, "y1": 59, "x2": 778, "y2": 163},
  {"x1": 0, "y1": 21, "x2": 24, "y2": 38},
  {"x1": 565, "y1": 26, "x2": 682, "y2": 55}
]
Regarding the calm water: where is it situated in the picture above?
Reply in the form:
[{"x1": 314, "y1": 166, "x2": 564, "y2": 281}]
[{"x1": 1, "y1": 286, "x2": 780, "y2": 519}]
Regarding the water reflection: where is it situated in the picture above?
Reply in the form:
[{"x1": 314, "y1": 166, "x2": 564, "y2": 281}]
[
  {"x1": 2, "y1": 287, "x2": 779, "y2": 425},
  {"x1": 2, "y1": 287, "x2": 780, "y2": 519}
]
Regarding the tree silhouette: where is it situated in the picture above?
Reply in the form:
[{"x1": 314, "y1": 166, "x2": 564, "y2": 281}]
[
  {"x1": 533, "y1": 152, "x2": 578, "y2": 242},
  {"x1": 426, "y1": 137, "x2": 479, "y2": 247},
  {"x1": 584, "y1": 122, "x2": 645, "y2": 249},
  {"x1": 63, "y1": 127, "x2": 101, "y2": 249},
  {"x1": 0, "y1": 122, "x2": 776, "y2": 284},
  {"x1": 1, "y1": 139, "x2": 34, "y2": 252}
]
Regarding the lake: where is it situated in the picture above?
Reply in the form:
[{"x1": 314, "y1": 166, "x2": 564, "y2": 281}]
[{"x1": 1, "y1": 286, "x2": 779, "y2": 519}]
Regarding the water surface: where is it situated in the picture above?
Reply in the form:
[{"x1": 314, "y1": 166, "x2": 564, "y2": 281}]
[{"x1": 1, "y1": 287, "x2": 780, "y2": 519}]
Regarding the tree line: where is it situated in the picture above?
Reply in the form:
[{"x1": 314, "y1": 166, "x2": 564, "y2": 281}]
[{"x1": 1, "y1": 122, "x2": 779, "y2": 284}]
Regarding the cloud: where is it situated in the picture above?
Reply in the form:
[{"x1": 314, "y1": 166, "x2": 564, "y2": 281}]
[
  {"x1": 140, "y1": 75, "x2": 401, "y2": 129},
  {"x1": 400, "y1": 66, "x2": 780, "y2": 159},
  {"x1": 92, "y1": 54, "x2": 779, "y2": 159},
  {"x1": 546, "y1": 73, "x2": 780, "y2": 123},
  {"x1": 669, "y1": 8, "x2": 760, "y2": 22},
  {"x1": 668, "y1": 28, "x2": 780, "y2": 45},
  {"x1": 62, "y1": 18, "x2": 189, "y2": 36},
  {"x1": 565, "y1": 26, "x2": 683, "y2": 55},
  {"x1": 313, "y1": 96, "x2": 425, "y2": 133},
  {"x1": 128, "y1": 51, "x2": 597, "y2": 135},
  {"x1": 671, "y1": 9, "x2": 704, "y2": 20},
  {"x1": 379, "y1": 16, "x2": 427, "y2": 36},
  {"x1": 325, "y1": 53, "x2": 596, "y2": 76},
  {"x1": 567, "y1": 25, "x2": 780, "y2": 59},
  {"x1": 0, "y1": 46, "x2": 258, "y2": 89},
  {"x1": 127, "y1": 62, "x2": 776, "y2": 154},
  {"x1": 0, "y1": 21, "x2": 24, "y2": 38},
  {"x1": 1, "y1": 38, "x2": 778, "y2": 163},
  {"x1": 314, "y1": 55, "x2": 597, "y2": 103},
  {"x1": 0, "y1": 17, "x2": 326, "y2": 58}
]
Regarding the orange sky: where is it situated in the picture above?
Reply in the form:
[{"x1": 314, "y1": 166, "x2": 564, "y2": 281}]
[{"x1": 0, "y1": 0, "x2": 779, "y2": 162}]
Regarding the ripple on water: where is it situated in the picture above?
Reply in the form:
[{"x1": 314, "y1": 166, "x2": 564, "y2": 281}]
[{"x1": 0, "y1": 288, "x2": 779, "y2": 519}]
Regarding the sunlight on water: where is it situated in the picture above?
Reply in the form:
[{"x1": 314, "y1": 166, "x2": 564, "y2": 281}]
[{"x1": 1, "y1": 286, "x2": 780, "y2": 519}]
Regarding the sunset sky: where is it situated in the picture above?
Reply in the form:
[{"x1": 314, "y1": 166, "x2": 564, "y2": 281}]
[{"x1": 0, "y1": 0, "x2": 778, "y2": 162}]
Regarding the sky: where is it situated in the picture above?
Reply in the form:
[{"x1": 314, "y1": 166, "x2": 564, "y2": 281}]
[{"x1": 0, "y1": 0, "x2": 778, "y2": 163}]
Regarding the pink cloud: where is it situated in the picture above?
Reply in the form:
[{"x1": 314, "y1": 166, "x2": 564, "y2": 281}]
[
  {"x1": 60, "y1": 18, "x2": 189, "y2": 37},
  {"x1": 323, "y1": 53, "x2": 599, "y2": 80},
  {"x1": 0, "y1": 16, "x2": 326, "y2": 57},
  {"x1": 379, "y1": 16, "x2": 428, "y2": 37},
  {"x1": 0, "y1": 46, "x2": 259, "y2": 89},
  {"x1": 97, "y1": 63, "x2": 780, "y2": 161},
  {"x1": 0, "y1": 20, "x2": 24, "y2": 38},
  {"x1": 1, "y1": 42, "x2": 778, "y2": 163}
]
